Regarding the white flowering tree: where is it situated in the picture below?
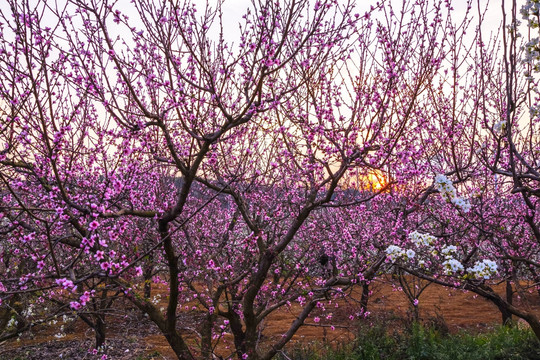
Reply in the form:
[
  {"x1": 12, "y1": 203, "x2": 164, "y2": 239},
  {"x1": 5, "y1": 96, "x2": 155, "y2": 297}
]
[{"x1": 384, "y1": 0, "x2": 540, "y2": 332}]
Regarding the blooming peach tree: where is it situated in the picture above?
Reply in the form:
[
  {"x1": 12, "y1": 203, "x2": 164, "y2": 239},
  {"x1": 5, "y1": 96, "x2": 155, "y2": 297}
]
[{"x1": 2, "y1": 0, "x2": 539, "y2": 359}]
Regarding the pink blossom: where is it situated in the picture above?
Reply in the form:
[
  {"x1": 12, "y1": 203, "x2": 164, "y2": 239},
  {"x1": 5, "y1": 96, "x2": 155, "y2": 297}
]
[
  {"x1": 95, "y1": 250, "x2": 104, "y2": 261},
  {"x1": 89, "y1": 220, "x2": 99, "y2": 231},
  {"x1": 70, "y1": 301, "x2": 81, "y2": 310}
]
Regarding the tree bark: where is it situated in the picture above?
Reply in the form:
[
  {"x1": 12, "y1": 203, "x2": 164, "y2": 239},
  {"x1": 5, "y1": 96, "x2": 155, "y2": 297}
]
[
  {"x1": 503, "y1": 280, "x2": 513, "y2": 325},
  {"x1": 95, "y1": 314, "x2": 106, "y2": 349},
  {"x1": 360, "y1": 282, "x2": 370, "y2": 314}
]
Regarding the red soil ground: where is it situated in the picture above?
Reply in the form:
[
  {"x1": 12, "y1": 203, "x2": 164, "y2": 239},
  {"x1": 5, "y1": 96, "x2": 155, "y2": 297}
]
[{"x1": 1, "y1": 278, "x2": 539, "y2": 359}]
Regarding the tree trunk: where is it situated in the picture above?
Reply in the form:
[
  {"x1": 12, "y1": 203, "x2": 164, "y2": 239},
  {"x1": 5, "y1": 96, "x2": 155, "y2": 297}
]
[
  {"x1": 503, "y1": 280, "x2": 513, "y2": 325},
  {"x1": 143, "y1": 266, "x2": 152, "y2": 299},
  {"x1": 95, "y1": 314, "x2": 106, "y2": 349},
  {"x1": 228, "y1": 313, "x2": 246, "y2": 359},
  {"x1": 143, "y1": 246, "x2": 154, "y2": 299},
  {"x1": 201, "y1": 313, "x2": 216, "y2": 360},
  {"x1": 164, "y1": 330, "x2": 195, "y2": 360},
  {"x1": 243, "y1": 320, "x2": 260, "y2": 360},
  {"x1": 122, "y1": 282, "x2": 195, "y2": 360},
  {"x1": 528, "y1": 318, "x2": 540, "y2": 340},
  {"x1": 360, "y1": 282, "x2": 370, "y2": 314}
]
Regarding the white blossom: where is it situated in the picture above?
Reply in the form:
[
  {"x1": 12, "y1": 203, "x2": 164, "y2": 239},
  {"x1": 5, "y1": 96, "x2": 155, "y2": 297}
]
[
  {"x1": 493, "y1": 120, "x2": 507, "y2": 133},
  {"x1": 385, "y1": 245, "x2": 405, "y2": 261},
  {"x1": 434, "y1": 174, "x2": 457, "y2": 199},
  {"x1": 408, "y1": 231, "x2": 436, "y2": 247},
  {"x1": 433, "y1": 174, "x2": 471, "y2": 213},
  {"x1": 467, "y1": 259, "x2": 498, "y2": 279},
  {"x1": 441, "y1": 245, "x2": 457, "y2": 257},
  {"x1": 451, "y1": 197, "x2": 471, "y2": 213},
  {"x1": 442, "y1": 258, "x2": 464, "y2": 274}
]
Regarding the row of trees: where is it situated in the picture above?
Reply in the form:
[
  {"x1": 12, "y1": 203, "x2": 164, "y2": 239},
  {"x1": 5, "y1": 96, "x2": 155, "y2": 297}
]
[{"x1": 0, "y1": 0, "x2": 539, "y2": 359}]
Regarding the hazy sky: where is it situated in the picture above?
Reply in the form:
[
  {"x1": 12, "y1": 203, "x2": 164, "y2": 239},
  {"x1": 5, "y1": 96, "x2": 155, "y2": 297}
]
[{"x1": 0, "y1": 0, "x2": 521, "y2": 45}]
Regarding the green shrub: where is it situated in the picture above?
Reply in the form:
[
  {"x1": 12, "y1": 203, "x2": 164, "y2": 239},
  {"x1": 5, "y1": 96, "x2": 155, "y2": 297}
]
[
  {"x1": 278, "y1": 323, "x2": 540, "y2": 360},
  {"x1": 406, "y1": 323, "x2": 540, "y2": 360}
]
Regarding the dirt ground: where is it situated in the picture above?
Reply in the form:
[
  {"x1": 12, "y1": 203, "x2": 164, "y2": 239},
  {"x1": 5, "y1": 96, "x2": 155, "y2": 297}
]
[{"x1": 1, "y1": 278, "x2": 539, "y2": 359}]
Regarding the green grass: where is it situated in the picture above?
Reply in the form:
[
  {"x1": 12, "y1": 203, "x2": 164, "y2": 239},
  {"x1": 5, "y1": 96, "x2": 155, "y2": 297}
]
[{"x1": 278, "y1": 323, "x2": 540, "y2": 360}]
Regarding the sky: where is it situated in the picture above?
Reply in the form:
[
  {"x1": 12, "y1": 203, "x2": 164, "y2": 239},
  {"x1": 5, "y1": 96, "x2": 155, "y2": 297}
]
[{"x1": 0, "y1": 0, "x2": 522, "y2": 49}]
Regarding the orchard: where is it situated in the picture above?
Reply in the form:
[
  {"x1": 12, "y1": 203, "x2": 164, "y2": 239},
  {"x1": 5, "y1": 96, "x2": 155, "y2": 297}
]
[{"x1": 0, "y1": 0, "x2": 539, "y2": 359}]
